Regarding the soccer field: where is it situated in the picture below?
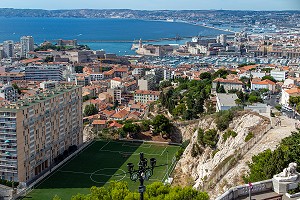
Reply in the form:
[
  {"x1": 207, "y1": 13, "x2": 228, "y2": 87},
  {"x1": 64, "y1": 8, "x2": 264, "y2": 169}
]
[{"x1": 26, "y1": 140, "x2": 180, "y2": 200}]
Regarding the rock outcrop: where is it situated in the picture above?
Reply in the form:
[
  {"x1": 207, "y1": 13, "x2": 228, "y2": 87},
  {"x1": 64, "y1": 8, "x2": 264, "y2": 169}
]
[{"x1": 173, "y1": 111, "x2": 270, "y2": 195}]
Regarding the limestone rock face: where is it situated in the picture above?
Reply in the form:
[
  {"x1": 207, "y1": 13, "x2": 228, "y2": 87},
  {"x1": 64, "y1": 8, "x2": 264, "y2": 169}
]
[{"x1": 173, "y1": 112, "x2": 268, "y2": 192}]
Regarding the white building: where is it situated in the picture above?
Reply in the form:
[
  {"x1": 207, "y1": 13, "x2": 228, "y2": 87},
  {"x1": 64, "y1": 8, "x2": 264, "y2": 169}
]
[
  {"x1": 132, "y1": 68, "x2": 145, "y2": 77},
  {"x1": 251, "y1": 79, "x2": 276, "y2": 92},
  {"x1": 90, "y1": 73, "x2": 104, "y2": 81},
  {"x1": 270, "y1": 69, "x2": 288, "y2": 81},
  {"x1": 3, "y1": 40, "x2": 14, "y2": 58},
  {"x1": 110, "y1": 77, "x2": 122, "y2": 89},
  {"x1": 20, "y1": 36, "x2": 34, "y2": 58},
  {"x1": 134, "y1": 90, "x2": 161, "y2": 104},
  {"x1": 281, "y1": 88, "x2": 300, "y2": 106},
  {"x1": 40, "y1": 81, "x2": 58, "y2": 90}
]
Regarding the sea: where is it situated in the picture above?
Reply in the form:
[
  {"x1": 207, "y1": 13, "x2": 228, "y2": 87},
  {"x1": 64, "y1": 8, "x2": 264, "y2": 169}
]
[{"x1": 0, "y1": 17, "x2": 229, "y2": 55}]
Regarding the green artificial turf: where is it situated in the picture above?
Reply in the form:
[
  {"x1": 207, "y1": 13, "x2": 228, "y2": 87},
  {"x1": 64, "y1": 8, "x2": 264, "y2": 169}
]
[{"x1": 25, "y1": 140, "x2": 180, "y2": 200}]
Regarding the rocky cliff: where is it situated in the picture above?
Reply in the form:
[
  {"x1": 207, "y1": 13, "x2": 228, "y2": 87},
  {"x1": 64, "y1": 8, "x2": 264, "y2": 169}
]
[{"x1": 173, "y1": 111, "x2": 270, "y2": 197}]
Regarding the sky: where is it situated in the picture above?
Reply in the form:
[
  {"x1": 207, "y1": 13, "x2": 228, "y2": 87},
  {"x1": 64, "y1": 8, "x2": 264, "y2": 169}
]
[{"x1": 0, "y1": 0, "x2": 299, "y2": 10}]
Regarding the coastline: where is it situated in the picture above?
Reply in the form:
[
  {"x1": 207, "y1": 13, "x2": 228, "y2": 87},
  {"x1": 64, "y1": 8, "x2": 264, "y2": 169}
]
[{"x1": 136, "y1": 18, "x2": 235, "y2": 34}]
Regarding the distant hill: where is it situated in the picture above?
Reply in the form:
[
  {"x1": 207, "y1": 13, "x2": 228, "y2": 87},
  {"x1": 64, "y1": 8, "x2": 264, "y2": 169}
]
[{"x1": 0, "y1": 8, "x2": 298, "y2": 19}]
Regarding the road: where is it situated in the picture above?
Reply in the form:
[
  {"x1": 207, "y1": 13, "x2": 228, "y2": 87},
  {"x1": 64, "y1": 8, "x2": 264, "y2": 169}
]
[{"x1": 264, "y1": 94, "x2": 300, "y2": 120}]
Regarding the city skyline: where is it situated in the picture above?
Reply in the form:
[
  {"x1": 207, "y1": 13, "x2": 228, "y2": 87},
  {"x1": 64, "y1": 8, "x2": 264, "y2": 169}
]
[{"x1": 0, "y1": 0, "x2": 299, "y2": 11}]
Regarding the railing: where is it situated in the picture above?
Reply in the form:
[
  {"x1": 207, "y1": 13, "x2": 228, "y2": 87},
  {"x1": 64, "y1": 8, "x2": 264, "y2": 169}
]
[{"x1": 216, "y1": 179, "x2": 273, "y2": 200}]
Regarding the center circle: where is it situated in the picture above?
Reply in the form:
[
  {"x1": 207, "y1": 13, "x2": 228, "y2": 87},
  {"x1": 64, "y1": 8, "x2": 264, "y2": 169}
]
[{"x1": 90, "y1": 168, "x2": 127, "y2": 184}]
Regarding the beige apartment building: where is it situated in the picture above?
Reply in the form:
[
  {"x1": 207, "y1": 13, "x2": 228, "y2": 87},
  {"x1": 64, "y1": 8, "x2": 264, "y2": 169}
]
[
  {"x1": 0, "y1": 85, "x2": 83, "y2": 184},
  {"x1": 134, "y1": 90, "x2": 161, "y2": 104}
]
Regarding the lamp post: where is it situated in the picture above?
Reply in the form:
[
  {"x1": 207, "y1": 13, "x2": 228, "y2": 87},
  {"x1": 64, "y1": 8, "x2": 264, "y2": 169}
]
[{"x1": 127, "y1": 152, "x2": 156, "y2": 200}]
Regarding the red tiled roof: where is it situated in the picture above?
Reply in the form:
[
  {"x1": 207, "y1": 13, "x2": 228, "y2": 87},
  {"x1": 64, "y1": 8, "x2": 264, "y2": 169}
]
[
  {"x1": 92, "y1": 120, "x2": 106, "y2": 125},
  {"x1": 135, "y1": 90, "x2": 161, "y2": 95},
  {"x1": 112, "y1": 77, "x2": 122, "y2": 82},
  {"x1": 111, "y1": 109, "x2": 129, "y2": 119},
  {"x1": 285, "y1": 88, "x2": 300, "y2": 95},
  {"x1": 252, "y1": 79, "x2": 276, "y2": 85},
  {"x1": 213, "y1": 78, "x2": 243, "y2": 84},
  {"x1": 109, "y1": 121, "x2": 123, "y2": 128}
]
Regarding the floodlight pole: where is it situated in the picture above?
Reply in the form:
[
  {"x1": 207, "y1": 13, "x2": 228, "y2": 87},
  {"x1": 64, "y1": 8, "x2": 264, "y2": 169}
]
[{"x1": 127, "y1": 152, "x2": 157, "y2": 200}]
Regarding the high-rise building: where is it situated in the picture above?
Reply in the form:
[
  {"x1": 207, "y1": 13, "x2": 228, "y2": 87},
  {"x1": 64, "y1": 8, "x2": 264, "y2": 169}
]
[
  {"x1": 3, "y1": 40, "x2": 14, "y2": 58},
  {"x1": 25, "y1": 65, "x2": 63, "y2": 81},
  {"x1": 0, "y1": 84, "x2": 18, "y2": 102},
  {"x1": 0, "y1": 85, "x2": 83, "y2": 183},
  {"x1": 20, "y1": 36, "x2": 34, "y2": 58}
]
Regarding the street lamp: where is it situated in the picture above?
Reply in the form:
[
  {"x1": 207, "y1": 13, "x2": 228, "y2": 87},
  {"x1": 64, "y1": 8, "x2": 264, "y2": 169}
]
[{"x1": 127, "y1": 152, "x2": 156, "y2": 200}]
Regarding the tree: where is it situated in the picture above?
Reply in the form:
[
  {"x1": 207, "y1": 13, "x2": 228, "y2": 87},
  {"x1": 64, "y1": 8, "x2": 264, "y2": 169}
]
[
  {"x1": 84, "y1": 104, "x2": 98, "y2": 116},
  {"x1": 172, "y1": 103, "x2": 186, "y2": 117},
  {"x1": 262, "y1": 75, "x2": 276, "y2": 83},
  {"x1": 216, "y1": 81, "x2": 220, "y2": 92},
  {"x1": 75, "y1": 66, "x2": 84, "y2": 73},
  {"x1": 12, "y1": 83, "x2": 21, "y2": 94},
  {"x1": 122, "y1": 123, "x2": 141, "y2": 137},
  {"x1": 44, "y1": 56, "x2": 54, "y2": 62},
  {"x1": 113, "y1": 100, "x2": 119, "y2": 110},
  {"x1": 217, "y1": 85, "x2": 226, "y2": 93},
  {"x1": 244, "y1": 131, "x2": 300, "y2": 183},
  {"x1": 235, "y1": 98, "x2": 243, "y2": 106},
  {"x1": 200, "y1": 72, "x2": 212, "y2": 80},
  {"x1": 152, "y1": 114, "x2": 171, "y2": 136},
  {"x1": 140, "y1": 120, "x2": 151, "y2": 132},
  {"x1": 69, "y1": 181, "x2": 209, "y2": 200}
]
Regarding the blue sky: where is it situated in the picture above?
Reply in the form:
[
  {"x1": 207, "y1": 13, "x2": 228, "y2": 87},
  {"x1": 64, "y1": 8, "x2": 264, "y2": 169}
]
[{"x1": 0, "y1": 0, "x2": 299, "y2": 10}]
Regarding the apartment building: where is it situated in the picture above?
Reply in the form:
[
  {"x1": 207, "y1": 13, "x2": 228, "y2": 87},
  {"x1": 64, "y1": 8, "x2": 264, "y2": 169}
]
[
  {"x1": 0, "y1": 73, "x2": 25, "y2": 84},
  {"x1": 270, "y1": 69, "x2": 288, "y2": 81},
  {"x1": 134, "y1": 90, "x2": 161, "y2": 104},
  {"x1": 20, "y1": 36, "x2": 34, "y2": 58},
  {"x1": 3, "y1": 40, "x2": 14, "y2": 58},
  {"x1": 0, "y1": 85, "x2": 83, "y2": 183},
  {"x1": 212, "y1": 78, "x2": 244, "y2": 92},
  {"x1": 25, "y1": 66, "x2": 63, "y2": 81},
  {"x1": 0, "y1": 84, "x2": 18, "y2": 102}
]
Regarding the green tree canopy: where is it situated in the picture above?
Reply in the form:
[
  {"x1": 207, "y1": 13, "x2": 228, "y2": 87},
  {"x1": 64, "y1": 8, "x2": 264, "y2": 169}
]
[
  {"x1": 84, "y1": 104, "x2": 98, "y2": 116},
  {"x1": 122, "y1": 123, "x2": 141, "y2": 137},
  {"x1": 200, "y1": 72, "x2": 212, "y2": 80},
  {"x1": 152, "y1": 114, "x2": 171, "y2": 135},
  {"x1": 66, "y1": 181, "x2": 209, "y2": 200},
  {"x1": 262, "y1": 75, "x2": 276, "y2": 83},
  {"x1": 244, "y1": 131, "x2": 300, "y2": 183}
]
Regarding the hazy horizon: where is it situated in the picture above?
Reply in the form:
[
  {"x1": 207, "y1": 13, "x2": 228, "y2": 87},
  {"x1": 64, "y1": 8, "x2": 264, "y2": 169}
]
[{"x1": 0, "y1": 0, "x2": 299, "y2": 11}]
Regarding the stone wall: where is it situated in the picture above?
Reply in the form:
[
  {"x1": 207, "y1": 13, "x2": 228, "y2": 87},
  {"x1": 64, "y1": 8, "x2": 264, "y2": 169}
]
[{"x1": 216, "y1": 179, "x2": 273, "y2": 200}]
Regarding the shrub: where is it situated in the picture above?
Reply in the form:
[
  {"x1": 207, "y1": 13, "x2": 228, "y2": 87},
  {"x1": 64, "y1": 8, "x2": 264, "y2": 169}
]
[
  {"x1": 212, "y1": 149, "x2": 219, "y2": 158},
  {"x1": 216, "y1": 110, "x2": 234, "y2": 131},
  {"x1": 223, "y1": 129, "x2": 238, "y2": 142},
  {"x1": 191, "y1": 143, "x2": 203, "y2": 157},
  {"x1": 197, "y1": 128, "x2": 205, "y2": 145},
  {"x1": 203, "y1": 129, "x2": 219, "y2": 148},
  {"x1": 275, "y1": 104, "x2": 282, "y2": 111},
  {"x1": 245, "y1": 132, "x2": 254, "y2": 142}
]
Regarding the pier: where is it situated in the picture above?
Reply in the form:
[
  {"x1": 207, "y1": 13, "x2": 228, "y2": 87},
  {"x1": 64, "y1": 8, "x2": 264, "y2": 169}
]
[{"x1": 50, "y1": 36, "x2": 193, "y2": 44}]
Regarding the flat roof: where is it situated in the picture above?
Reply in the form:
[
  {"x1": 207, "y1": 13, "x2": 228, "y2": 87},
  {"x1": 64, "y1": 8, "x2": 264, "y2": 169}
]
[
  {"x1": 0, "y1": 85, "x2": 82, "y2": 112},
  {"x1": 216, "y1": 93, "x2": 238, "y2": 107}
]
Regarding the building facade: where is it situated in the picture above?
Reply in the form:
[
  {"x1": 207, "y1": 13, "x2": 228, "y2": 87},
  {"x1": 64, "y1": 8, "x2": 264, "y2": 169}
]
[
  {"x1": 134, "y1": 90, "x2": 161, "y2": 104},
  {"x1": 20, "y1": 36, "x2": 34, "y2": 58},
  {"x1": 270, "y1": 70, "x2": 288, "y2": 81},
  {"x1": 3, "y1": 40, "x2": 14, "y2": 58},
  {"x1": 0, "y1": 85, "x2": 83, "y2": 183},
  {"x1": 0, "y1": 84, "x2": 18, "y2": 102},
  {"x1": 25, "y1": 66, "x2": 63, "y2": 81}
]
